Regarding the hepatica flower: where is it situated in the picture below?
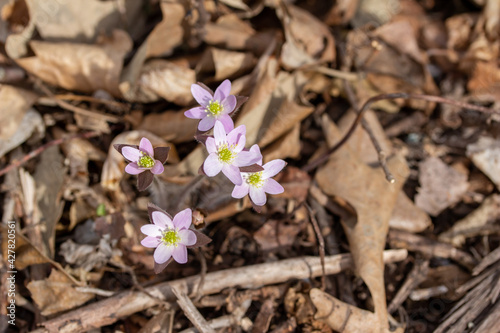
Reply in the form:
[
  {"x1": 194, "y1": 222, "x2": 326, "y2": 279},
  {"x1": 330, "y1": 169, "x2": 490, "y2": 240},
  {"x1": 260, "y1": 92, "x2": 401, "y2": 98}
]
[
  {"x1": 140, "y1": 204, "x2": 211, "y2": 273},
  {"x1": 232, "y1": 158, "x2": 286, "y2": 206},
  {"x1": 203, "y1": 121, "x2": 261, "y2": 185},
  {"x1": 113, "y1": 137, "x2": 169, "y2": 191},
  {"x1": 184, "y1": 79, "x2": 236, "y2": 132}
]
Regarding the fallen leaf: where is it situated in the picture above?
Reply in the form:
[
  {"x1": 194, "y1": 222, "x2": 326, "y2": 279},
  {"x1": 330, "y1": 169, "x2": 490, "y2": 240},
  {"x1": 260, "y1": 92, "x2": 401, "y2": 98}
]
[
  {"x1": 59, "y1": 236, "x2": 119, "y2": 272},
  {"x1": 253, "y1": 219, "x2": 303, "y2": 251},
  {"x1": 390, "y1": 191, "x2": 432, "y2": 233},
  {"x1": 0, "y1": 84, "x2": 38, "y2": 140},
  {"x1": 27, "y1": 269, "x2": 94, "y2": 316},
  {"x1": 17, "y1": 29, "x2": 132, "y2": 97},
  {"x1": 415, "y1": 157, "x2": 469, "y2": 216},
  {"x1": 212, "y1": 47, "x2": 256, "y2": 81},
  {"x1": 0, "y1": 108, "x2": 44, "y2": 159},
  {"x1": 276, "y1": 3, "x2": 335, "y2": 70},
  {"x1": 439, "y1": 194, "x2": 500, "y2": 246},
  {"x1": 25, "y1": 0, "x2": 143, "y2": 43},
  {"x1": 351, "y1": 0, "x2": 399, "y2": 27},
  {"x1": 315, "y1": 115, "x2": 409, "y2": 331},
  {"x1": 262, "y1": 123, "x2": 301, "y2": 162},
  {"x1": 138, "y1": 110, "x2": 198, "y2": 144},
  {"x1": 466, "y1": 136, "x2": 500, "y2": 190}
]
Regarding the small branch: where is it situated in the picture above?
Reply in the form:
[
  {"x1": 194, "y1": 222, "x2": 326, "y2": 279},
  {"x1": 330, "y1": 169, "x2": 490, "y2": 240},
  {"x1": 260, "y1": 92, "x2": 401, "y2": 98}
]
[
  {"x1": 172, "y1": 286, "x2": 216, "y2": 333},
  {"x1": 30, "y1": 250, "x2": 408, "y2": 333},
  {"x1": 302, "y1": 92, "x2": 499, "y2": 173},
  {"x1": 0, "y1": 131, "x2": 101, "y2": 177},
  {"x1": 307, "y1": 204, "x2": 326, "y2": 290}
]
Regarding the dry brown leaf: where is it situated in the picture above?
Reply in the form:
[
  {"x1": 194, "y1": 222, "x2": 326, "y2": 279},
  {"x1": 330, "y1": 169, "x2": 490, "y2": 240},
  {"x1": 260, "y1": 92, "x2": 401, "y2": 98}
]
[
  {"x1": 59, "y1": 237, "x2": 119, "y2": 272},
  {"x1": 27, "y1": 269, "x2": 94, "y2": 316},
  {"x1": 310, "y1": 288, "x2": 403, "y2": 333},
  {"x1": 203, "y1": 14, "x2": 274, "y2": 54},
  {"x1": 25, "y1": 0, "x2": 143, "y2": 43},
  {"x1": 257, "y1": 99, "x2": 314, "y2": 148},
  {"x1": 439, "y1": 194, "x2": 500, "y2": 246},
  {"x1": 315, "y1": 115, "x2": 409, "y2": 331},
  {"x1": 415, "y1": 157, "x2": 469, "y2": 216},
  {"x1": 276, "y1": 4, "x2": 335, "y2": 70},
  {"x1": 120, "y1": 1, "x2": 186, "y2": 101},
  {"x1": 0, "y1": 85, "x2": 38, "y2": 140},
  {"x1": 212, "y1": 48, "x2": 256, "y2": 81},
  {"x1": 17, "y1": 29, "x2": 132, "y2": 97},
  {"x1": 324, "y1": 0, "x2": 359, "y2": 25},
  {"x1": 101, "y1": 131, "x2": 178, "y2": 191},
  {"x1": 138, "y1": 110, "x2": 198, "y2": 144},
  {"x1": 133, "y1": 59, "x2": 196, "y2": 105},
  {"x1": 351, "y1": 0, "x2": 399, "y2": 27},
  {"x1": 0, "y1": 108, "x2": 44, "y2": 159},
  {"x1": 466, "y1": 137, "x2": 500, "y2": 190},
  {"x1": 390, "y1": 191, "x2": 432, "y2": 233},
  {"x1": 262, "y1": 123, "x2": 301, "y2": 162},
  {"x1": 253, "y1": 219, "x2": 303, "y2": 251}
]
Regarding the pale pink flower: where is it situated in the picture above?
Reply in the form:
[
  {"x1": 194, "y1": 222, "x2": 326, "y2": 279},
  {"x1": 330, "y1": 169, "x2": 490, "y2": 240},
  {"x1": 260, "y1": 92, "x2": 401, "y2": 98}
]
[
  {"x1": 231, "y1": 158, "x2": 286, "y2": 206},
  {"x1": 202, "y1": 121, "x2": 261, "y2": 185},
  {"x1": 184, "y1": 79, "x2": 236, "y2": 132},
  {"x1": 114, "y1": 137, "x2": 169, "y2": 191},
  {"x1": 141, "y1": 208, "x2": 197, "y2": 265}
]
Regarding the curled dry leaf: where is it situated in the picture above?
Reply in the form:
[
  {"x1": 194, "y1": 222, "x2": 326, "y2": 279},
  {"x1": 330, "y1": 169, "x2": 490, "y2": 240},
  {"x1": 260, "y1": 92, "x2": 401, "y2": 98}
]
[
  {"x1": 315, "y1": 115, "x2": 409, "y2": 331},
  {"x1": 276, "y1": 3, "x2": 336, "y2": 70},
  {"x1": 120, "y1": 1, "x2": 186, "y2": 101},
  {"x1": 101, "y1": 131, "x2": 178, "y2": 191},
  {"x1": 25, "y1": 0, "x2": 143, "y2": 43},
  {"x1": 27, "y1": 270, "x2": 94, "y2": 316},
  {"x1": 262, "y1": 123, "x2": 301, "y2": 162},
  {"x1": 131, "y1": 59, "x2": 196, "y2": 105},
  {"x1": 415, "y1": 157, "x2": 469, "y2": 216},
  {"x1": 0, "y1": 85, "x2": 38, "y2": 140},
  {"x1": 466, "y1": 136, "x2": 500, "y2": 190},
  {"x1": 212, "y1": 48, "x2": 256, "y2": 81},
  {"x1": 439, "y1": 194, "x2": 500, "y2": 246},
  {"x1": 17, "y1": 29, "x2": 132, "y2": 97},
  {"x1": 60, "y1": 237, "x2": 119, "y2": 272},
  {"x1": 0, "y1": 108, "x2": 44, "y2": 159},
  {"x1": 310, "y1": 288, "x2": 403, "y2": 333}
]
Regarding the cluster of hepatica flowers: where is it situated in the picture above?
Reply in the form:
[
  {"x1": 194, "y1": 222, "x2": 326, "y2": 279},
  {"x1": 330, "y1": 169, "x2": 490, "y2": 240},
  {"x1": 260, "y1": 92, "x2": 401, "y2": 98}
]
[{"x1": 115, "y1": 80, "x2": 285, "y2": 271}]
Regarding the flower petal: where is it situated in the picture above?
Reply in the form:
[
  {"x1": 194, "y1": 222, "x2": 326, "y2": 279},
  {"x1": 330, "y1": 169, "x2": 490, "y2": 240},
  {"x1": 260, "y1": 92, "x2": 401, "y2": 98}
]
[
  {"x1": 218, "y1": 114, "x2": 234, "y2": 133},
  {"x1": 173, "y1": 208, "x2": 192, "y2": 230},
  {"x1": 214, "y1": 79, "x2": 231, "y2": 101},
  {"x1": 172, "y1": 245, "x2": 188, "y2": 264},
  {"x1": 178, "y1": 229, "x2": 197, "y2": 246},
  {"x1": 205, "y1": 137, "x2": 217, "y2": 154},
  {"x1": 226, "y1": 124, "x2": 246, "y2": 148},
  {"x1": 141, "y1": 236, "x2": 160, "y2": 248},
  {"x1": 139, "y1": 137, "x2": 154, "y2": 156},
  {"x1": 203, "y1": 153, "x2": 223, "y2": 176},
  {"x1": 263, "y1": 178, "x2": 284, "y2": 195},
  {"x1": 248, "y1": 144, "x2": 263, "y2": 165},
  {"x1": 154, "y1": 243, "x2": 174, "y2": 264},
  {"x1": 191, "y1": 84, "x2": 212, "y2": 106},
  {"x1": 152, "y1": 211, "x2": 174, "y2": 229},
  {"x1": 222, "y1": 95, "x2": 236, "y2": 115},
  {"x1": 122, "y1": 146, "x2": 142, "y2": 162},
  {"x1": 141, "y1": 224, "x2": 163, "y2": 237},
  {"x1": 249, "y1": 187, "x2": 267, "y2": 206},
  {"x1": 213, "y1": 120, "x2": 227, "y2": 146},
  {"x1": 151, "y1": 160, "x2": 164, "y2": 175},
  {"x1": 125, "y1": 163, "x2": 144, "y2": 175},
  {"x1": 198, "y1": 116, "x2": 217, "y2": 131},
  {"x1": 232, "y1": 184, "x2": 249, "y2": 198},
  {"x1": 233, "y1": 151, "x2": 260, "y2": 167},
  {"x1": 222, "y1": 164, "x2": 243, "y2": 185},
  {"x1": 184, "y1": 106, "x2": 206, "y2": 119},
  {"x1": 262, "y1": 159, "x2": 286, "y2": 179}
]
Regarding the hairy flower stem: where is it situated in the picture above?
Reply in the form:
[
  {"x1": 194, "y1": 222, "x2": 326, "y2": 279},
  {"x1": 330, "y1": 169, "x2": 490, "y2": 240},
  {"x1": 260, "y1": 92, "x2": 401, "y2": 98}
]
[{"x1": 302, "y1": 92, "x2": 500, "y2": 173}]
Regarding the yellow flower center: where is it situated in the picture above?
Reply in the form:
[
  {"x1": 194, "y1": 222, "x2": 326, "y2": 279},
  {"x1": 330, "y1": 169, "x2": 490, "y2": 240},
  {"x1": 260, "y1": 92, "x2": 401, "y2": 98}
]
[
  {"x1": 206, "y1": 100, "x2": 223, "y2": 117},
  {"x1": 218, "y1": 145, "x2": 235, "y2": 163},
  {"x1": 138, "y1": 155, "x2": 155, "y2": 168},
  {"x1": 246, "y1": 172, "x2": 264, "y2": 188},
  {"x1": 161, "y1": 229, "x2": 181, "y2": 246}
]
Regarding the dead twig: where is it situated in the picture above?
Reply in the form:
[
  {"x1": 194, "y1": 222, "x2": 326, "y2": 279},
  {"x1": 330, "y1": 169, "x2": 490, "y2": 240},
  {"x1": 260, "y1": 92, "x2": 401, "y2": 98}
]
[
  {"x1": 306, "y1": 204, "x2": 326, "y2": 290},
  {"x1": 303, "y1": 92, "x2": 499, "y2": 173},
  {"x1": 30, "y1": 250, "x2": 408, "y2": 333},
  {"x1": 172, "y1": 286, "x2": 216, "y2": 333}
]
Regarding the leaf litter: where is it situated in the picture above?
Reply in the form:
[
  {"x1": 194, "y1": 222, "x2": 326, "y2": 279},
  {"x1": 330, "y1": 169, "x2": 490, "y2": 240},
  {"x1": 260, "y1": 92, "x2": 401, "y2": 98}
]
[{"x1": 1, "y1": 1, "x2": 500, "y2": 332}]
